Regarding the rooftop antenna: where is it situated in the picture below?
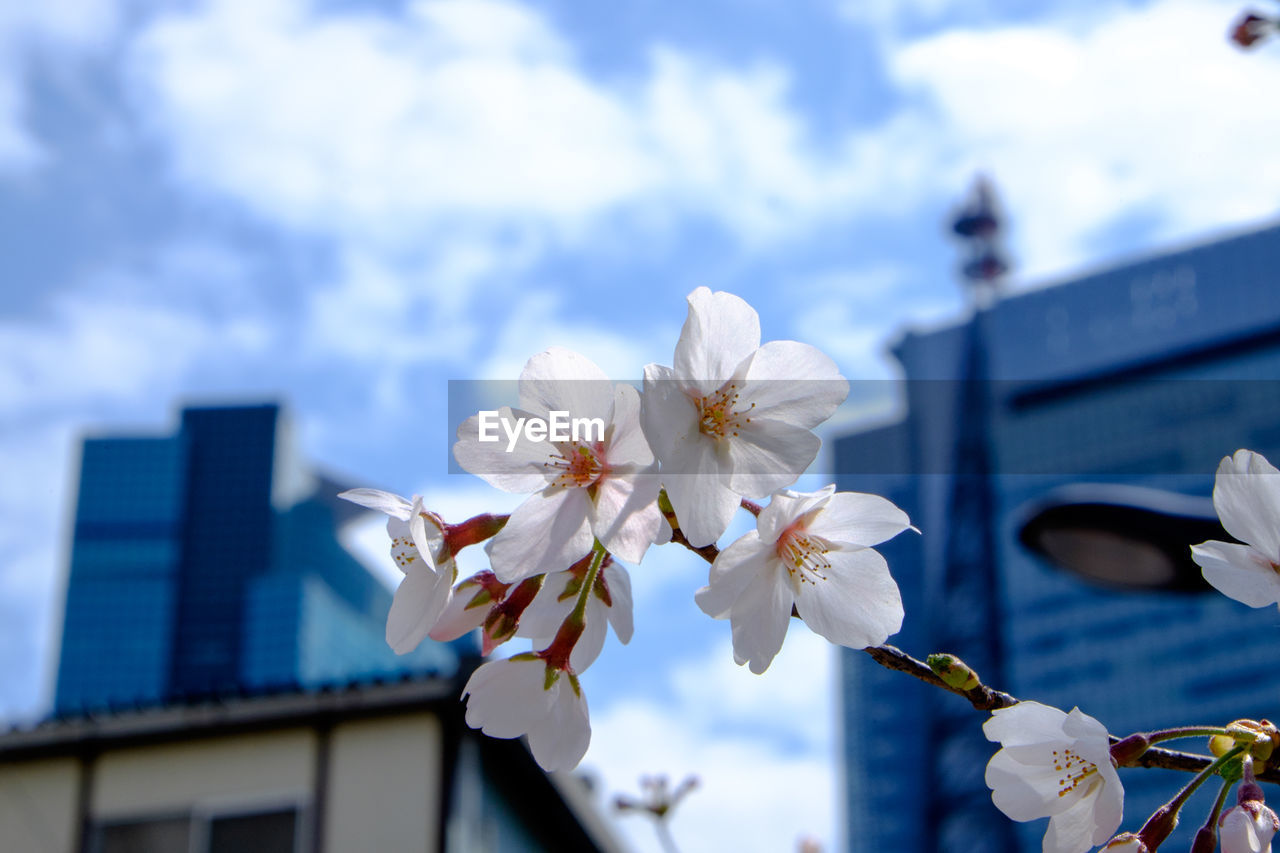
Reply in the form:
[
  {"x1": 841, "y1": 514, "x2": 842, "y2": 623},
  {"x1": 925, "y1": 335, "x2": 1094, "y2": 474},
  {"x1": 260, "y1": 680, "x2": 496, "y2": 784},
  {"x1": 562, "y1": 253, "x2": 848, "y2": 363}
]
[{"x1": 950, "y1": 174, "x2": 1010, "y2": 308}]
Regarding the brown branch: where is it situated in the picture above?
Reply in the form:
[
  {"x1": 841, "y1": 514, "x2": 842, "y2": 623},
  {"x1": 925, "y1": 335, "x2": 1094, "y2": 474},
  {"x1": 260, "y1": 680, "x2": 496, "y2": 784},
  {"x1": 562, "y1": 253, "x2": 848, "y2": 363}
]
[
  {"x1": 661, "y1": 496, "x2": 1280, "y2": 783},
  {"x1": 860, "y1": 645, "x2": 1280, "y2": 783},
  {"x1": 863, "y1": 645, "x2": 1018, "y2": 711},
  {"x1": 667, "y1": 525, "x2": 720, "y2": 565}
]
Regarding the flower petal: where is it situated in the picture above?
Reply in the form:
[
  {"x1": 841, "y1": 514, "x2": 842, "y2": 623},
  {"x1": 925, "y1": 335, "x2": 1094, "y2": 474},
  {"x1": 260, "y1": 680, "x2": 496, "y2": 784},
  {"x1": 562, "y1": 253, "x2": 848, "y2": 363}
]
[
  {"x1": 672, "y1": 287, "x2": 761, "y2": 392},
  {"x1": 740, "y1": 340, "x2": 848, "y2": 429},
  {"x1": 453, "y1": 406, "x2": 558, "y2": 492},
  {"x1": 518, "y1": 347, "x2": 614, "y2": 422},
  {"x1": 385, "y1": 564, "x2": 453, "y2": 654},
  {"x1": 590, "y1": 472, "x2": 663, "y2": 563},
  {"x1": 526, "y1": 677, "x2": 591, "y2": 772},
  {"x1": 1192, "y1": 539, "x2": 1280, "y2": 608},
  {"x1": 604, "y1": 383, "x2": 654, "y2": 467},
  {"x1": 337, "y1": 488, "x2": 412, "y2": 521},
  {"x1": 660, "y1": 438, "x2": 740, "y2": 548},
  {"x1": 603, "y1": 564, "x2": 634, "y2": 645},
  {"x1": 695, "y1": 531, "x2": 770, "y2": 619},
  {"x1": 757, "y1": 486, "x2": 835, "y2": 544},
  {"x1": 1045, "y1": 786, "x2": 1110, "y2": 853},
  {"x1": 806, "y1": 490, "x2": 915, "y2": 547},
  {"x1": 488, "y1": 488, "x2": 593, "y2": 582},
  {"x1": 516, "y1": 571, "x2": 576, "y2": 639},
  {"x1": 1213, "y1": 449, "x2": 1280, "y2": 560},
  {"x1": 983, "y1": 701, "x2": 1071, "y2": 747},
  {"x1": 462, "y1": 658, "x2": 553, "y2": 739},
  {"x1": 794, "y1": 547, "x2": 903, "y2": 650},
  {"x1": 726, "y1": 417, "x2": 821, "y2": 498},
  {"x1": 727, "y1": 561, "x2": 792, "y2": 674},
  {"x1": 985, "y1": 751, "x2": 1068, "y2": 821},
  {"x1": 568, "y1": 606, "x2": 608, "y2": 672},
  {"x1": 428, "y1": 580, "x2": 491, "y2": 642}
]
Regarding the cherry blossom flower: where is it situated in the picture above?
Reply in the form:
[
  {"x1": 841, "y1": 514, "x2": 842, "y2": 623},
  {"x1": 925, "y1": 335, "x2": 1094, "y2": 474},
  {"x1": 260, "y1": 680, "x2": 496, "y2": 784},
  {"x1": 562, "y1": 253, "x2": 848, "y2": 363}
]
[
  {"x1": 454, "y1": 347, "x2": 664, "y2": 582},
  {"x1": 694, "y1": 484, "x2": 911, "y2": 674},
  {"x1": 1191, "y1": 450, "x2": 1280, "y2": 610},
  {"x1": 641, "y1": 287, "x2": 848, "y2": 548},
  {"x1": 462, "y1": 654, "x2": 590, "y2": 772},
  {"x1": 983, "y1": 701, "x2": 1124, "y2": 853},
  {"x1": 1100, "y1": 835, "x2": 1146, "y2": 852},
  {"x1": 429, "y1": 572, "x2": 509, "y2": 644},
  {"x1": 429, "y1": 571, "x2": 544, "y2": 656},
  {"x1": 1221, "y1": 802, "x2": 1279, "y2": 853},
  {"x1": 517, "y1": 560, "x2": 633, "y2": 672},
  {"x1": 337, "y1": 489, "x2": 455, "y2": 654}
]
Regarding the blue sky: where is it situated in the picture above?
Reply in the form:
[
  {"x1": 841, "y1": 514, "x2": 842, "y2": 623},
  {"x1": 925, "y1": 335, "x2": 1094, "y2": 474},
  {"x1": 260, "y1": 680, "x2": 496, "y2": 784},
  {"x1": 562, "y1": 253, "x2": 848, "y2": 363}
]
[{"x1": 4, "y1": 0, "x2": 1279, "y2": 849}]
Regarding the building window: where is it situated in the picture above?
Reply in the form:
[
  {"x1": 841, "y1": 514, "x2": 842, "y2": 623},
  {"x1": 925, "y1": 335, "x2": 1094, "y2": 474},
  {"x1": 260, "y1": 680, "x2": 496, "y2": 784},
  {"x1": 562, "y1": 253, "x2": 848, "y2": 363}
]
[{"x1": 92, "y1": 807, "x2": 300, "y2": 853}]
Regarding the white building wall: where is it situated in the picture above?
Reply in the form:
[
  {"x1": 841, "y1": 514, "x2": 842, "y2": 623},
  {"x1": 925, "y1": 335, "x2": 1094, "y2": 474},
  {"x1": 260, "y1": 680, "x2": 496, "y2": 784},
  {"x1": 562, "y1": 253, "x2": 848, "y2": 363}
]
[
  {"x1": 325, "y1": 714, "x2": 442, "y2": 853},
  {"x1": 0, "y1": 757, "x2": 80, "y2": 853},
  {"x1": 92, "y1": 729, "x2": 316, "y2": 818}
]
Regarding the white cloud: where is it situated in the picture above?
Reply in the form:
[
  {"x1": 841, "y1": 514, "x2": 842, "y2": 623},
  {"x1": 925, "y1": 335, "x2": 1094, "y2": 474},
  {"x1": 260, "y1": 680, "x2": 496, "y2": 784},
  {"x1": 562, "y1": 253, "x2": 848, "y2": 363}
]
[
  {"x1": 126, "y1": 0, "x2": 919, "y2": 256},
  {"x1": 0, "y1": 287, "x2": 271, "y2": 413},
  {"x1": 0, "y1": 0, "x2": 119, "y2": 173},
  {"x1": 880, "y1": 0, "x2": 1280, "y2": 279},
  {"x1": 835, "y1": 0, "x2": 969, "y2": 29},
  {"x1": 585, "y1": 630, "x2": 838, "y2": 853},
  {"x1": 475, "y1": 288, "x2": 672, "y2": 382}
]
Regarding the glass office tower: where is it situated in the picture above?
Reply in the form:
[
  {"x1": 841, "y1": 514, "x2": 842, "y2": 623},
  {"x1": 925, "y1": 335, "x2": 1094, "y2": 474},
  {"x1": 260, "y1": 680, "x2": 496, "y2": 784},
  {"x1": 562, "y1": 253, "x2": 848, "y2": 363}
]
[
  {"x1": 836, "y1": 222, "x2": 1280, "y2": 852},
  {"x1": 55, "y1": 403, "x2": 455, "y2": 714}
]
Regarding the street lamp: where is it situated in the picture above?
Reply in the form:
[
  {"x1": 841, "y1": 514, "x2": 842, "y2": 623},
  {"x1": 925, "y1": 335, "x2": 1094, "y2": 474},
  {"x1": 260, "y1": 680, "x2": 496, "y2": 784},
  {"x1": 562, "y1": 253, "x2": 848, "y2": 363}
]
[{"x1": 1016, "y1": 483, "x2": 1226, "y2": 592}]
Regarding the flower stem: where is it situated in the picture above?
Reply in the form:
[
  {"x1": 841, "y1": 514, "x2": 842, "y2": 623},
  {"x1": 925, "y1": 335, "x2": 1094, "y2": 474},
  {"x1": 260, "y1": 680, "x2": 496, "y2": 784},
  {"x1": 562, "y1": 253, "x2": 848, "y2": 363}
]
[
  {"x1": 1137, "y1": 746, "x2": 1245, "y2": 850},
  {"x1": 1146, "y1": 726, "x2": 1231, "y2": 744},
  {"x1": 569, "y1": 541, "x2": 608, "y2": 626},
  {"x1": 541, "y1": 542, "x2": 608, "y2": 672},
  {"x1": 1189, "y1": 777, "x2": 1234, "y2": 853}
]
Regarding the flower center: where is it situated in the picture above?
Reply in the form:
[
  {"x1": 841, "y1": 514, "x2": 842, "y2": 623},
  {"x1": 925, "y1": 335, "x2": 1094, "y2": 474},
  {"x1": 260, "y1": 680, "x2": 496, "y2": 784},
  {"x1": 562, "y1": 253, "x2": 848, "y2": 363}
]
[
  {"x1": 390, "y1": 533, "x2": 418, "y2": 569},
  {"x1": 777, "y1": 528, "x2": 831, "y2": 587},
  {"x1": 1051, "y1": 748, "x2": 1099, "y2": 798},
  {"x1": 546, "y1": 442, "x2": 604, "y2": 488},
  {"x1": 695, "y1": 382, "x2": 754, "y2": 440}
]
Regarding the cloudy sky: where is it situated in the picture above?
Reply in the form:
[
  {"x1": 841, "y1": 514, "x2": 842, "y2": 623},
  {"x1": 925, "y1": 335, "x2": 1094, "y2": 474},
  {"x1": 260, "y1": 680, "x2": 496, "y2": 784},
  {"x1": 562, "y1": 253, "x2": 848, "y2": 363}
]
[{"x1": 4, "y1": 0, "x2": 1280, "y2": 849}]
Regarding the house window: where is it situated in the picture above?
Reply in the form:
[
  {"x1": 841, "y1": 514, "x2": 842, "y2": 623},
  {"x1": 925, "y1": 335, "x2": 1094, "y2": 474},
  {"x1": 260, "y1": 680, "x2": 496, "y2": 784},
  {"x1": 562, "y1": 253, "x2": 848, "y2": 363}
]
[{"x1": 92, "y1": 807, "x2": 299, "y2": 853}]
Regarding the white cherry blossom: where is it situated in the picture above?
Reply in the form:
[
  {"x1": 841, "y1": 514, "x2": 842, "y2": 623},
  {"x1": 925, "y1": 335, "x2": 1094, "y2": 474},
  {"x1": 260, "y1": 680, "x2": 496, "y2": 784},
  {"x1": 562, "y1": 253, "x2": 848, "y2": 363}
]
[
  {"x1": 984, "y1": 701, "x2": 1124, "y2": 853},
  {"x1": 454, "y1": 348, "x2": 664, "y2": 582},
  {"x1": 642, "y1": 287, "x2": 848, "y2": 547},
  {"x1": 517, "y1": 561, "x2": 634, "y2": 672},
  {"x1": 1192, "y1": 449, "x2": 1280, "y2": 610},
  {"x1": 337, "y1": 489, "x2": 455, "y2": 654},
  {"x1": 694, "y1": 484, "x2": 911, "y2": 674},
  {"x1": 462, "y1": 655, "x2": 590, "y2": 772},
  {"x1": 1221, "y1": 802, "x2": 1279, "y2": 853}
]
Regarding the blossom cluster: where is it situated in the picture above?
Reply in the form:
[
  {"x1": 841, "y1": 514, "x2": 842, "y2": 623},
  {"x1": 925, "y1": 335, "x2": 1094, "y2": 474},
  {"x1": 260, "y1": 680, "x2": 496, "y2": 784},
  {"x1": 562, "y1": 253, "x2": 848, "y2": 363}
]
[
  {"x1": 342, "y1": 281, "x2": 1280, "y2": 853},
  {"x1": 342, "y1": 287, "x2": 913, "y2": 771}
]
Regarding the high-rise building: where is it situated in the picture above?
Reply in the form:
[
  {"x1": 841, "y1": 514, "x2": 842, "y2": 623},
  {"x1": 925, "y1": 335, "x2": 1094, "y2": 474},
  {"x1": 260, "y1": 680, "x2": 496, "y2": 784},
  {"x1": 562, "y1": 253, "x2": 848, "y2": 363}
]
[
  {"x1": 55, "y1": 403, "x2": 453, "y2": 714},
  {"x1": 835, "y1": 222, "x2": 1280, "y2": 852}
]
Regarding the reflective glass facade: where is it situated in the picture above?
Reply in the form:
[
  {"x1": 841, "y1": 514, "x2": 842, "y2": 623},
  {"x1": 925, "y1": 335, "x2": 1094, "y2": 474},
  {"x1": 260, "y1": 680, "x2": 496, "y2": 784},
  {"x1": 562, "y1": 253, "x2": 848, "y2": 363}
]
[
  {"x1": 835, "y1": 223, "x2": 1280, "y2": 852},
  {"x1": 55, "y1": 404, "x2": 455, "y2": 714}
]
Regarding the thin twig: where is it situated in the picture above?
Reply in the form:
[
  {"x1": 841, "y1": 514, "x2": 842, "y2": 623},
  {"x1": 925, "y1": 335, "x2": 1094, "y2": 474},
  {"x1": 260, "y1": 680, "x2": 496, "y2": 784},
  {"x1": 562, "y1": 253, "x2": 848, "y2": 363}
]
[{"x1": 664, "y1": 501, "x2": 1280, "y2": 783}]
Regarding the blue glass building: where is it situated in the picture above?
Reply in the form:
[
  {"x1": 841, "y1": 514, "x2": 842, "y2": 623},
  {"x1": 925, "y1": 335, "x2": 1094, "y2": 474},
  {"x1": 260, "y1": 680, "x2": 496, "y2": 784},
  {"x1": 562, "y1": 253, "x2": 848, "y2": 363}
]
[
  {"x1": 836, "y1": 222, "x2": 1280, "y2": 851},
  {"x1": 55, "y1": 403, "x2": 454, "y2": 714}
]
